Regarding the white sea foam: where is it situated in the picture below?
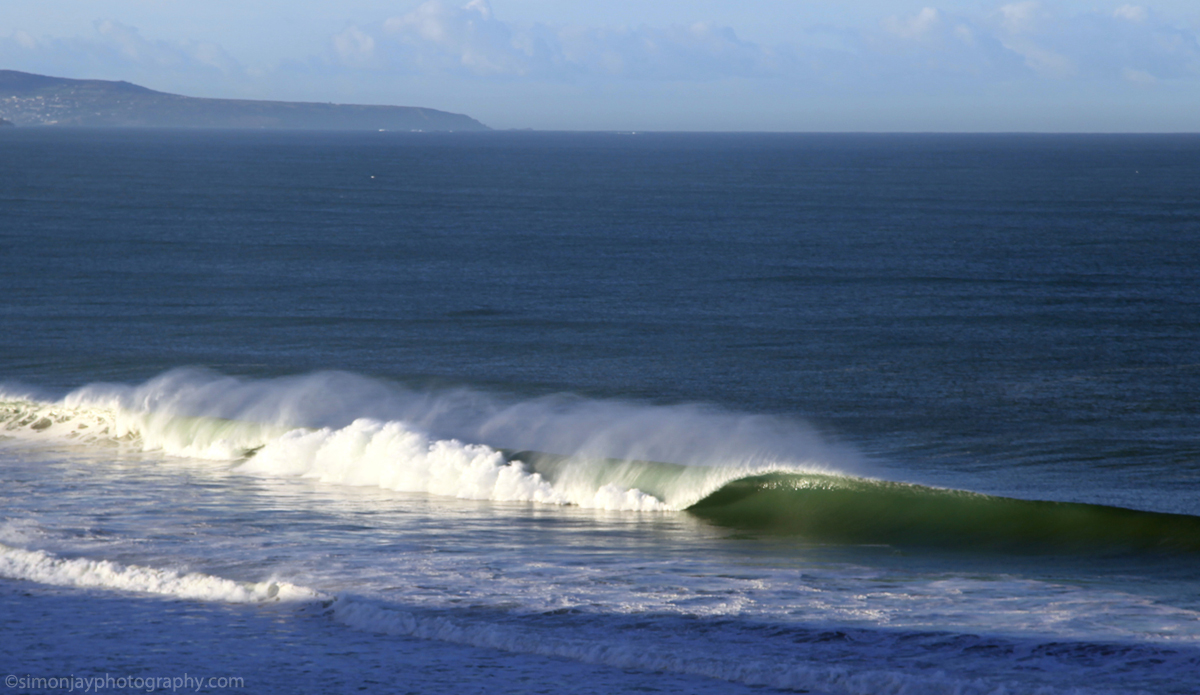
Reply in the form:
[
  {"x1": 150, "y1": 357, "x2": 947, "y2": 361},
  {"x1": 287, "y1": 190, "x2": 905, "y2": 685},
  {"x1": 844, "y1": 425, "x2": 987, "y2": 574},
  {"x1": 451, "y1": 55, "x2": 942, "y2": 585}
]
[
  {"x1": 0, "y1": 535, "x2": 1171, "y2": 695},
  {"x1": 0, "y1": 542, "x2": 1116, "y2": 695},
  {"x1": 0, "y1": 543, "x2": 320, "y2": 603},
  {"x1": 238, "y1": 418, "x2": 658, "y2": 508},
  {"x1": 0, "y1": 397, "x2": 126, "y2": 446},
  {"x1": 1, "y1": 369, "x2": 859, "y2": 512},
  {"x1": 0, "y1": 519, "x2": 42, "y2": 547}
]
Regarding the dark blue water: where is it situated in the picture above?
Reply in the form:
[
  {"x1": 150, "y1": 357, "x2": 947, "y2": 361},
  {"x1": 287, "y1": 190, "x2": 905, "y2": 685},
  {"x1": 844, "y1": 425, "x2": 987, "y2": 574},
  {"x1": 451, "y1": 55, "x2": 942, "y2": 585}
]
[
  {"x1": 5, "y1": 130, "x2": 1200, "y2": 695},
  {"x1": 4, "y1": 130, "x2": 1199, "y2": 507}
]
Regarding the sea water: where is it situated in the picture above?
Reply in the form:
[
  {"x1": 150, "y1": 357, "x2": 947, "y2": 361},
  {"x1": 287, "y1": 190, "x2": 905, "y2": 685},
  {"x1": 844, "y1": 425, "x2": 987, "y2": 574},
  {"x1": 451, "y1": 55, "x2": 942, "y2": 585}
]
[{"x1": 1, "y1": 130, "x2": 1199, "y2": 694}]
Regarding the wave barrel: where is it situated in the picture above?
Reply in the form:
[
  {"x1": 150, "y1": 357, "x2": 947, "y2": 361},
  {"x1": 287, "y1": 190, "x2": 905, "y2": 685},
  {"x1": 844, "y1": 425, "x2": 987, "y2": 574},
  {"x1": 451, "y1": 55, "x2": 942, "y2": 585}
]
[{"x1": 686, "y1": 473, "x2": 1200, "y2": 553}]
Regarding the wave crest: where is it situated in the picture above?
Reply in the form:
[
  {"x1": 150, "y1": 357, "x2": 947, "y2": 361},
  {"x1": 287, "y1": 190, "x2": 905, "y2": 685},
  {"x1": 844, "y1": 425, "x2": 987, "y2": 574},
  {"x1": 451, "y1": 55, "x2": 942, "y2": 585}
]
[{"x1": 5, "y1": 369, "x2": 854, "y2": 512}]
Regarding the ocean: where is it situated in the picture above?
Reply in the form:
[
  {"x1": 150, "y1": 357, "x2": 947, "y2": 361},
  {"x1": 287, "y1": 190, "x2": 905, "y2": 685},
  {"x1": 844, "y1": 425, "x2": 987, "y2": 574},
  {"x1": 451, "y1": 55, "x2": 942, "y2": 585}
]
[{"x1": 1, "y1": 129, "x2": 1198, "y2": 694}]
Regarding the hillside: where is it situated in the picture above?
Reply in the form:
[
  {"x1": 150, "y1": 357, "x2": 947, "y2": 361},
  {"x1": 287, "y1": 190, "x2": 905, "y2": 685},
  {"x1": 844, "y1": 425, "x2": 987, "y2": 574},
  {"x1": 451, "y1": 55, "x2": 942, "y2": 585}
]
[{"x1": 0, "y1": 70, "x2": 488, "y2": 131}]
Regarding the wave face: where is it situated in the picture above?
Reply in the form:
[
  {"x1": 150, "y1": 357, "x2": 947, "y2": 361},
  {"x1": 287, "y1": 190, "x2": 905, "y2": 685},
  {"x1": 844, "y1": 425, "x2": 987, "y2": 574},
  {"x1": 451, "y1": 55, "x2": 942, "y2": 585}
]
[
  {"x1": 687, "y1": 472, "x2": 1200, "y2": 552},
  {"x1": 6, "y1": 368, "x2": 1200, "y2": 554}
]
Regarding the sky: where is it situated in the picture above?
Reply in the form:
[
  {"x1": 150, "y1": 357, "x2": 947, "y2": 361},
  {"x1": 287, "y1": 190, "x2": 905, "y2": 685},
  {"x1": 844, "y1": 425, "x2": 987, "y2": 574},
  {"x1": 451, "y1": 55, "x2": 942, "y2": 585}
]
[{"x1": 2, "y1": 1, "x2": 1198, "y2": 131}]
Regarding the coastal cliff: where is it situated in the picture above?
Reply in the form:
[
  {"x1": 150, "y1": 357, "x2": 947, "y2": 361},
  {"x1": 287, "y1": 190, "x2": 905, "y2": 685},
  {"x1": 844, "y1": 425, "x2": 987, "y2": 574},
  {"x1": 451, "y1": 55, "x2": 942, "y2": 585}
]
[{"x1": 0, "y1": 70, "x2": 488, "y2": 131}]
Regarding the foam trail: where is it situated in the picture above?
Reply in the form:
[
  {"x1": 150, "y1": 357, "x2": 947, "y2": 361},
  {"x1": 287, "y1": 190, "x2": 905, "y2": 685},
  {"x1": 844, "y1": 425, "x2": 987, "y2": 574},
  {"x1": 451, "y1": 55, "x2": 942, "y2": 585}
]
[
  {"x1": 0, "y1": 541, "x2": 1112, "y2": 694},
  {"x1": 0, "y1": 543, "x2": 320, "y2": 603},
  {"x1": 1, "y1": 397, "x2": 126, "y2": 446},
  {"x1": 329, "y1": 597, "x2": 1106, "y2": 695}
]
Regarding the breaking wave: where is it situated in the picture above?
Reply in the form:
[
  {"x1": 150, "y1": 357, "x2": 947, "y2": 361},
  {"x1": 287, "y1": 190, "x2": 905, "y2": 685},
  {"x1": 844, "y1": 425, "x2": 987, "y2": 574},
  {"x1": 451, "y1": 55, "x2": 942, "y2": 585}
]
[
  {"x1": 4, "y1": 368, "x2": 1199, "y2": 552},
  {"x1": 0, "y1": 368, "x2": 850, "y2": 513}
]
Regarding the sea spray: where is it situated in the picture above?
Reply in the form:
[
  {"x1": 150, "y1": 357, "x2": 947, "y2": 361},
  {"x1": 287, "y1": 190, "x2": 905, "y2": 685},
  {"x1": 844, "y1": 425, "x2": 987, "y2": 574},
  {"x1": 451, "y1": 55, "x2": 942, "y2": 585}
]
[
  {"x1": 2, "y1": 369, "x2": 860, "y2": 511},
  {"x1": 42, "y1": 368, "x2": 865, "y2": 473}
]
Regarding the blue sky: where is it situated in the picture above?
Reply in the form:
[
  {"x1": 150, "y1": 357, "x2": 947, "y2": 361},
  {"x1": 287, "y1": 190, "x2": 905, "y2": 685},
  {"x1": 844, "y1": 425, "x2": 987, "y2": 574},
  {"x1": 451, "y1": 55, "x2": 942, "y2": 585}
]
[{"x1": 2, "y1": 1, "x2": 1198, "y2": 131}]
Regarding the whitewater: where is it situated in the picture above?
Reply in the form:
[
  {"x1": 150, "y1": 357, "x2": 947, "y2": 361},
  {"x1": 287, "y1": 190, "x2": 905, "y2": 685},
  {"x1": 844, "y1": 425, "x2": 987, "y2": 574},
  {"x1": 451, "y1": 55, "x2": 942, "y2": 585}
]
[{"x1": 1, "y1": 368, "x2": 854, "y2": 511}]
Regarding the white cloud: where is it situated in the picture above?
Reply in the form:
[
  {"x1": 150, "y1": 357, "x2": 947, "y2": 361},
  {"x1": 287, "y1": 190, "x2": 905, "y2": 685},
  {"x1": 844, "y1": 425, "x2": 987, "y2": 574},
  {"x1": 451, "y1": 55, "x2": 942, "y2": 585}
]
[
  {"x1": 332, "y1": 27, "x2": 377, "y2": 67},
  {"x1": 1122, "y1": 67, "x2": 1157, "y2": 83},
  {"x1": 322, "y1": 1, "x2": 1200, "y2": 92},
  {"x1": 379, "y1": 0, "x2": 531, "y2": 76},
  {"x1": 2, "y1": 2, "x2": 1199, "y2": 130},
  {"x1": 14, "y1": 30, "x2": 38, "y2": 50},
  {"x1": 94, "y1": 20, "x2": 239, "y2": 73},
  {"x1": 0, "y1": 21, "x2": 244, "y2": 96},
  {"x1": 820, "y1": 1, "x2": 1200, "y2": 89},
  {"x1": 1008, "y1": 41, "x2": 1076, "y2": 77},
  {"x1": 332, "y1": 0, "x2": 778, "y2": 81},
  {"x1": 992, "y1": 3, "x2": 1198, "y2": 82},
  {"x1": 6, "y1": 3, "x2": 1198, "y2": 94},
  {"x1": 996, "y1": 1, "x2": 1050, "y2": 34},
  {"x1": 861, "y1": 8, "x2": 1023, "y2": 82},
  {"x1": 884, "y1": 8, "x2": 941, "y2": 41},
  {"x1": 1113, "y1": 5, "x2": 1149, "y2": 23},
  {"x1": 556, "y1": 22, "x2": 776, "y2": 79}
]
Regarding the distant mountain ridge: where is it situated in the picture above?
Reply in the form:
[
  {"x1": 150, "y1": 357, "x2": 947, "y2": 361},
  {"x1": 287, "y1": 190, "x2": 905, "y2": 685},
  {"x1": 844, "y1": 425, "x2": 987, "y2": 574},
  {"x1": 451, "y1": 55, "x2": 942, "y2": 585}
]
[{"x1": 0, "y1": 70, "x2": 488, "y2": 131}]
